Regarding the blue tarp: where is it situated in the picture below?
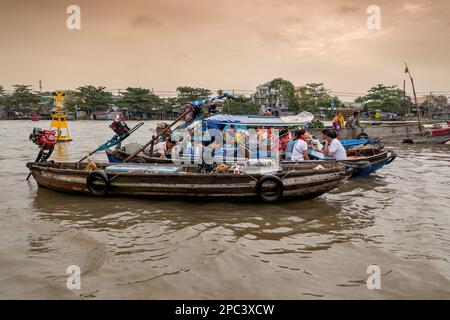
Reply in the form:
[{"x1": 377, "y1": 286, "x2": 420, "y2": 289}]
[
  {"x1": 190, "y1": 93, "x2": 234, "y2": 107},
  {"x1": 341, "y1": 139, "x2": 369, "y2": 148},
  {"x1": 205, "y1": 114, "x2": 310, "y2": 128}
]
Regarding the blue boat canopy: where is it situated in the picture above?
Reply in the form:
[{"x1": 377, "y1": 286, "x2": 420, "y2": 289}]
[
  {"x1": 205, "y1": 112, "x2": 314, "y2": 128},
  {"x1": 190, "y1": 93, "x2": 235, "y2": 107}
]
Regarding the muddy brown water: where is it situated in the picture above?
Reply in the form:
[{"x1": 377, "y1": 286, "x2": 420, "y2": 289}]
[{"x1": 0, "y1": 120, "x2": 449, "y2": 299}]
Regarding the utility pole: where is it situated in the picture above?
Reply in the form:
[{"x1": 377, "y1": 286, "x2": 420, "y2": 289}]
[
  {"x1": 405, "y1": 63, "x2": 423, "y2": 132},
  {"x1": 403, "y1": 79, "x2": 410, "y2": 117},
  {"x1": 429, "y1": 91, "x2": 433, "y2": 120}
]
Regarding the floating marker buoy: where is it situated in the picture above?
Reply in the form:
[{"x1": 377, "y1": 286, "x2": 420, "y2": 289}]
[{"x1": 49, "y1": 90, "x2": 72, "y2": 142}]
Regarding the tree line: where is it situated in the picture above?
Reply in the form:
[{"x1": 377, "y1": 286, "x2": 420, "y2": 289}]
[{"x1": 0, "y1": 80, "x2": 433, "y2": 118}]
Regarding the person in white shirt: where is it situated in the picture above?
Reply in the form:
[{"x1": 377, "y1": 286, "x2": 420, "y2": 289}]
[
  {"x1": 321, "y1": 129, "x2": 347, "y2": 161},
  {"x1": 153, "y1": 139, "x2": 175, "y2": 158},
  {"x1": 291, "y1": 129, "x2": 310, "y2": 161}
]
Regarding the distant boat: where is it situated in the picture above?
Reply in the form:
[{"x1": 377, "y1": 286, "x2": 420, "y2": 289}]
[
  {"x1": 31, "y1": 112, "x2": 39, "y2": 122},
  {"x1": 403, "y1": 125, "x2": 450, "y2": 144}
]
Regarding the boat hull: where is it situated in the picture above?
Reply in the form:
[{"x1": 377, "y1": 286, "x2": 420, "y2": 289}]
[
  {"x1": 307, "y1": 147, "x2": 396, "y2": 177},
  {"x1": 345, "y1": 148, "x2": 396, "y2": 177},
  {"x1": 310, "y1": 124, "x2": 450, "y2": 144},
  {"x1": 404, "y1": 129, "x2": 450, "y2": 144},
  {"x1": 26, "y1": 161, "x2": 347, "y2": 202}
]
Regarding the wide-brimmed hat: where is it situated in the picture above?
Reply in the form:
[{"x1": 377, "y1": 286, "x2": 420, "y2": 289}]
[{"x1": 156, "y1": 122, "x2": 167, "y2": 129}]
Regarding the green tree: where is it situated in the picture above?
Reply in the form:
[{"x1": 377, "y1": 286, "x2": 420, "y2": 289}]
[
  {"x1": 36, "y1": 91, "x2": 54, "y2": 112},
  {"x1": 354, "y1": 96, "x2": 364, "y2": 103},
  {"x1": 72, "y1": 85, "x2": 113, "y2": 115},
  {"x1": 361, "y1": 84, "x2": 407, "y2": 114},
  {"x1": 6, "y1": 85, "x2": 41, "y2": 114},
  {"x1": 116, "y1": 87, "x2": 162, "y2": 113},
  {"x1": 268, "y1": 78, "x2": 299, "y2": 110},
  {"x1": 0, "y1": 86, "x2": 6, "y2": 107},
  {"x1": 176, "y1": 86, "x2": 211, "y2": 105},
  {"x1": 160, "y1": 97, "x2": 179, "y2": 117},
  {"x1": 223, "y1": 97, "x2": 259, "y2": 115},
  {"x1": 299, "y1": 83, "x2": 332, "y2": 114}
]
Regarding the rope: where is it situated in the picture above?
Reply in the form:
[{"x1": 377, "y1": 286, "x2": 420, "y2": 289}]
[{"x1": 280, "y1": 169, "x2": 294, "y2": 180}]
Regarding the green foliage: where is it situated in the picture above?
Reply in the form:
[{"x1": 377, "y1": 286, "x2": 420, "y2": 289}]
[
  {"x1": 223, "y1": 97, "x2": 259, "y2": 115},
  {"x1": 354, "y1": 96, "x2": 364, "y2": 103},
  {"x1": 299, "y1": 83, "x2": 332, "y2": 113},
  {"x1": 176, "y1": 86, "x2": 211, "y2": 105},
  {"x1": 72, "y1": 85, "x2": 113, "y2": 115},
  {"x1": 36, "y1": 91, "x2": 54, "y2": 112},
  {"x1": 268, "y1": 78, "x2": 299, "y2": 110},
  {"x1": 361, "y1": 84, "x2": 409, "y2": 114},
  {"x1": 0, "y1": 86, "x2": 6, "y2": 107},
  {"x1": 64, "y1": 99, "x2": 78, "y2": 113},
  {"x1": 6, "y1": 85, "x2": 40, "y2": 112},
  {"x1": 309, "y1": 119, "x2": 325, "y2": 128},
  {"x1": 161, "y1": 97, "x2": 179, "y2": 113},
  {"x1": 116, "y1": 87, "x2": 162, "y2": 112}
]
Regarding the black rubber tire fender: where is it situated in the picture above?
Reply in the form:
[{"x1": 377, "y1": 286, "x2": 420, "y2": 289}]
[
  {"x1": 386, "y1": 150, "x2": 397, "y2": 164},
  {"x1": 256, "y1": 175, "x2": 284, "y2": 203},
  {"x1": 86, "y1": 171, "x2": 110, "y2": 196}
]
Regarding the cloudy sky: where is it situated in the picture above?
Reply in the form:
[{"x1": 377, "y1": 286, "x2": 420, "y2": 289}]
[{"x1": 0, "y1": 0, "x2": 449, "y2": 99}]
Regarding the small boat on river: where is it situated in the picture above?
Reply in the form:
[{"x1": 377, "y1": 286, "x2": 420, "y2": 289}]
[
  {"x1": 308, "y1": 146, "x2": 396, "y2": 177},
  {"x1": 403, "y1": 126, "x2": 450, "y2": 144}
]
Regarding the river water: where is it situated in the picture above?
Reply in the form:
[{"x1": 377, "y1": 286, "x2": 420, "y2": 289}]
[{"x1": 0, "y1": 120, "x2": 449, "y2": 299}]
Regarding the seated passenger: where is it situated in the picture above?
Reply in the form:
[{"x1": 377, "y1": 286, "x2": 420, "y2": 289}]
[
  {"x1": 321, "y1": 129, "x2": 347, "y2": 160},
  {"x1": 279, "y1": 128, "x2": 290, "y2": 153},
  {"x1": 291, "y1": 129, "x2": 310, "y2": 161},
  {"x1": 285, "y1": 130, "x2": 298, "y2": 161},
  {"x1": 153, "y1": 139, "x2": 176, "y2": 158}
]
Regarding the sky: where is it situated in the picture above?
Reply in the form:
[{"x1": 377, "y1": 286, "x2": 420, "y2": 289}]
[{"x1": 0, "y1": 0, "x2": 449, "y2": 100}]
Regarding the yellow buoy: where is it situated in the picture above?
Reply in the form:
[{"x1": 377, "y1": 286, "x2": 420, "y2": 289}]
[{"x1": 49, "y1": 91, "x2": 72, "y2": 142}]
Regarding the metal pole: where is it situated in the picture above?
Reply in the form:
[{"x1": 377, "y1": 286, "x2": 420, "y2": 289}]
[
  {"x1": 405, "y1": 63, "x2": 423, "y2": 132},
  {"x1": 403, "y1": 79, "x2": 410, "y2": 116},
  {"x1": 124, "y1": 107, "x2": 193, "y2": 162},
  {"x1": 429, "y1": 92, "x2": 433, "y2": 120}
]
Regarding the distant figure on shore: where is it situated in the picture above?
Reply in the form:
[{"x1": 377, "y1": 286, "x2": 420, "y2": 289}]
[
  {"x1": 272, "y1": 100, "x2": 281, "y2": 116},
  {"x1": 346, "y1": 111, "x2": 361, "y2": 138},
  {"x1": 259, "y1": 104, "x2": 271, "y2": 116},
  {"x1": 321, "y1": 129, "x2": 347, "y2": 160},
  {"x1": 375, "y1": 111, "x2": 380, "y2": 121},
  {"x1": 347, "y1": 111, "x2": 361, "y2": 129},
  {"x1": 332, "y1": 111, "x2": 345, "y2": 133}
]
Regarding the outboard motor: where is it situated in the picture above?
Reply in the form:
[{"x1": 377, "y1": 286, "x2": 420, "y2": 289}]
[
  {"x1": 27, "y1": 128, "x2": 58, "y2": 180},
  {"x1": 29, "y1": 128, "x2": 57, "y2": 150},
  {"x1": 109, "y1": 119, "x2": 130, "y2": 137}
]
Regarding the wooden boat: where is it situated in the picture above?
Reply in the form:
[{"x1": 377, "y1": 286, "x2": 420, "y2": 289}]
[
  {"x1": 340, "y1": 137, "x2": 384, "y2": 149},
  {"x1": 404, "y1": 127, "x2": 450, "y2": 144},
  {"x1": 345, "y1": 146, "x2": 396, "y2": 176},
  {"x1": 26, "y1": 161, "x2": 348, "y2": 203},
  {"x1": 308, "y1": 146, "x2": 396, "y2": 177}
]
